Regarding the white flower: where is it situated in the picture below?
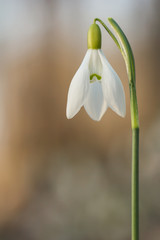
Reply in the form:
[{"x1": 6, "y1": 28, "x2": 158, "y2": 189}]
[{"x1": 66, "y1": 49, "x2": 126, "y2": 121}]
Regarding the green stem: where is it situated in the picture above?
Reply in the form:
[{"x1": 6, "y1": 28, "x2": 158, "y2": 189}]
[
  {"x1": 94, "y1": 18, "x2": 122, "y2": 54},
  {"x1": 94, "y1": 18, "x2": 139, "y2": 240},
  {"x1": 132, "y1": 128, "x2": 139, "y2": 240}
]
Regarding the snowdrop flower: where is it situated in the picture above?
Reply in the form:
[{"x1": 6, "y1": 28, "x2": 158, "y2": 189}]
[{"x1": 66, "y1": 23, "x2": 126, "y2": 121}]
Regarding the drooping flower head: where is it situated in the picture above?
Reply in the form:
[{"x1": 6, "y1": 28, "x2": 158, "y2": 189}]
[{"x1": 66, "y1": 22, "x2": 126, "y2": 121}]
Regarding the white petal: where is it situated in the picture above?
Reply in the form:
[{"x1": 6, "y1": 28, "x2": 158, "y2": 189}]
[
  {"x1": 84, "y1": 81, "x2": 108, "y2": 121},
  {"x1": 66, "y1": 50, "x2": 91, "y2": 119},
  {"x1": 98, "y1": 50, "x2": 126, "y2": 117},
  {"x1": 89, "y1": 49, "x2": 102, "y2": 75}
]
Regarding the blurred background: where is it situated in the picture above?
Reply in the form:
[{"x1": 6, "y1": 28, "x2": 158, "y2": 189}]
[{"x1": 0, "y1": 0, "x2": 160, "y2": 239}]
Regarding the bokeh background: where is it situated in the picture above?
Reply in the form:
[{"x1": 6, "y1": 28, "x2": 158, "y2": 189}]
[{"x1": 0, "y1": 0, "x2": 160, "y2": 239}]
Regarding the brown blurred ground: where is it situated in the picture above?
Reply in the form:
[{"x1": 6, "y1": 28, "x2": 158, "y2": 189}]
[{"x1": 0, "y1": 0, "x2": 160, "y2": 240}]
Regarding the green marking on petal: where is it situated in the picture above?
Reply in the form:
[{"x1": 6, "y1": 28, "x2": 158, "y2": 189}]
[{"x1": 90, "y1": 73, "x2": 102, "y2": 81}]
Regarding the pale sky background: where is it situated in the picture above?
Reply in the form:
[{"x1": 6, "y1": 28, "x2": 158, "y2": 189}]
[{"x1": 0, "y1": 0, "x2": 157, "y2": 57}]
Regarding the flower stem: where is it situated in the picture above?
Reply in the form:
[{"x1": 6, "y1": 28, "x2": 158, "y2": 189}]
[
  {"x1": 132, "y1": 127, "x2": 139, "y2": 240},
  {"x1": 94, "y1": 18, "x2": 139, "y2": 240},
  {"x1": 94, "y1": 18, "x2": 122, "y2": 53}
]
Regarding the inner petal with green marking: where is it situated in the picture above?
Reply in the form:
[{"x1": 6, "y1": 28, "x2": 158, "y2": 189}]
[{"x1": 90, "y1": 73, "x2": 102, "y2": 83}]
